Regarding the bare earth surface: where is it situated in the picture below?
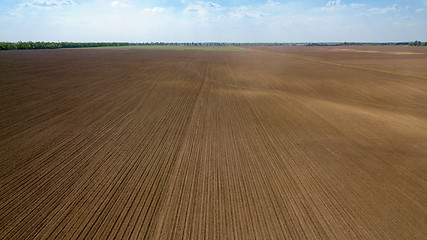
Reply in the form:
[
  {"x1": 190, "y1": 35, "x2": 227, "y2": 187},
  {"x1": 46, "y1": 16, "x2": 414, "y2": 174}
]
[{"x1": 1, "y1": 47, "x2": 426, "y2": 239}]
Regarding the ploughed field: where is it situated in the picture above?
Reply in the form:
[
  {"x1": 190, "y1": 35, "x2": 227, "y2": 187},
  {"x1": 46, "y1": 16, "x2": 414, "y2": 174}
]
[{"x1": 1, "y1": 46, "x2": 426, "y2": 239}]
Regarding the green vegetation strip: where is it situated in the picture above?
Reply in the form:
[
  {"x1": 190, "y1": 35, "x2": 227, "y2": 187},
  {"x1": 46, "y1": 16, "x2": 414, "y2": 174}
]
[{"x1": 85, "y1": 46, "x2": 246, "y2": 51}]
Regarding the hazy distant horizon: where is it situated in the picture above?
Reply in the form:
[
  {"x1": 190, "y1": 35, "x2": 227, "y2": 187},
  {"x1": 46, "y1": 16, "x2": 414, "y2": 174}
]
[
  {"x1": 1, "y1": 0, "x2": 426, "y2": 42},
  {"x1": 3, "y1": 41, "x2": 425, "y2": 44}
]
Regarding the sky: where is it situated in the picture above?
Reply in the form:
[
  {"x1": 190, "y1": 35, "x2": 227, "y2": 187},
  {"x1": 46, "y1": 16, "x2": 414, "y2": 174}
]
[{"x1": 0, "y1": 0, "x2": 426, "y2": 42}]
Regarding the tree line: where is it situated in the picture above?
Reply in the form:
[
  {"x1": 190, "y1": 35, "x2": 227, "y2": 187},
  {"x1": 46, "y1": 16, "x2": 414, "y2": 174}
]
[
  {"x1": 408, "y1": 40, "x2": 425, "y2": 46},
  {"x1": 307, "y1": 41, "x2": 427, "y2": 46},
  {"x1": 1, "y1": 41, "x2": 426, "y2": 50},
  {"x1": 0, "y1": 41, "x2": 129, "y2": 50}
]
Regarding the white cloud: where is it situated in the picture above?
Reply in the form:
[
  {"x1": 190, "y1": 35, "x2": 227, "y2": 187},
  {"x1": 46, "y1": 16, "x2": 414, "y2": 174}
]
[
  {"x1": 17, "y1": 0, "x2": 76, "y2": 9},
  {"x1": 207, "y1": 2, "x2": 220, "y2": 8},
  {"x1": 3, "y1": 0, "x2": 426, "y2": 43},
  {"x1": 111, "y1": 1, "x2": 131, "y2": 8},
  {"x1": 230, "y1": 7, "x2": 270, "y2": 19},
  {"x1": 320, "y1": 0, "x2": 346, "y2": 11},
  {"x1": 369, "y1": 4, "x2": 398, "y2": 14},
  {"x1": 184, "y1": 5, "x2": 207, "y2": 18},
  {"x1": 7, "y1": 12, "x2": 23, "y2": 18},
  {"x1": 415, "y1": 8, "x2": 426, "y2": 13},
  {"x1": 327, "y1": 0, "x2": 343, "y2": 7},
  {"x1": 350, "y1": 3, "x2": 366, "y2": 8},
  {"x1": 142, "y1": 7, "x2": 165, "y2": 14},
  {"x1": 266, "y1": 0, "x2": 280, "y2": 6}
]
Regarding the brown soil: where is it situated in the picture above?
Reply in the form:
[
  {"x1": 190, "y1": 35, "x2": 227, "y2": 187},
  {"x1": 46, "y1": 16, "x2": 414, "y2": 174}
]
[
  {"x1": 1, "y1": 47, "x2": 426, "y2": 239},
  {"x1": 256, "y1": 45, "x2": 427, "y2": 78}
]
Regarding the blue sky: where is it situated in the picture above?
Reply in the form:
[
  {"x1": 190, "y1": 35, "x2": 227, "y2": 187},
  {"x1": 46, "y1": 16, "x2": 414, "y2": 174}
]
[{"x1": 1, "y1": 0, "x2": 426, "y2": 42}]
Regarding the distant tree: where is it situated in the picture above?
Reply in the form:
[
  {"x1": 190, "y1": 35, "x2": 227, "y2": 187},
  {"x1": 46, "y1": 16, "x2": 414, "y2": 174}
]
[{"x1": 410, "y1": 40, "x2": 422, "y2": 46}]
